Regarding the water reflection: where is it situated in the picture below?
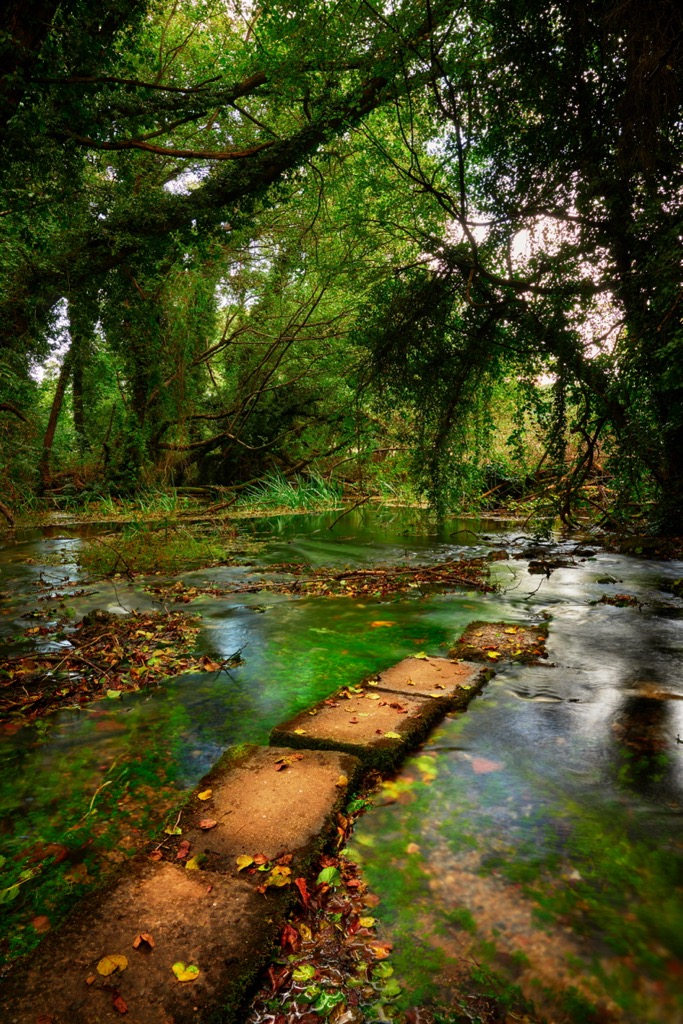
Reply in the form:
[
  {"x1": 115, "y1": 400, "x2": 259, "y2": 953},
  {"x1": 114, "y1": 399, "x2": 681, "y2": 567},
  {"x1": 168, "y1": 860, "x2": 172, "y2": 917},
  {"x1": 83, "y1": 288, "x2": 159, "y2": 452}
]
[{"x1": 1, "y1": 510, "x2": 682, "y2": 1019}]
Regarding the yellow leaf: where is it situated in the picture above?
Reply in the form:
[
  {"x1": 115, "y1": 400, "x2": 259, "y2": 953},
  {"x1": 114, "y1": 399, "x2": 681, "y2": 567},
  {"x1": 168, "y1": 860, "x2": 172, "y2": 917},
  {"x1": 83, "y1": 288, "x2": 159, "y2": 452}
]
[
  {"x1": 359, "y1": 916, "x2": 376, "y2": 928},
  {"x1": 185, "y1": 856, "x2": 201, "y2": 871},
  {"x1": 486, "y1": 651, "x2": 502, "y2": 659},
  {"x1": 197, "y1": 789, "x2": 212, "y2": 801},
  {"x1": 265, "y1": 865, "x2": 292, "y2": 887},
  {"x1": 366, "y1": 693, "x2": 381, "y2": 700},
  {"x1": 172, "y1": 962, "x2": 200, "y2": 982},
  {"x1": 384, "y1": 731, "x2": 401, "y2": 739},
  {"x1": 504, "y1": 627, "x2": 517, "y2": 634},
  {"x1": 96, "y1": 954, "x2": 128, "y2": 977},
  {"x1": 414, "y1": 652, "x2": 428, "y2": 660},
  {"x1": 336, "y1": 775, "x2": 349, "y2": 787},
  {"x1": 429, "y1": 692, "x2": 442, "y2": 698},
  {"x1": 298, "y1": 923, "x2": 313, "y2": 941},
  {"x1": 269, "y1": 865, "x2": 291, "y2": 878},
  {"x1": 294, "y1": 728, "x2": 306, "y2": 735},
  {"x1": 236, "y1": 855, "x2": 254, "y2": 871}
]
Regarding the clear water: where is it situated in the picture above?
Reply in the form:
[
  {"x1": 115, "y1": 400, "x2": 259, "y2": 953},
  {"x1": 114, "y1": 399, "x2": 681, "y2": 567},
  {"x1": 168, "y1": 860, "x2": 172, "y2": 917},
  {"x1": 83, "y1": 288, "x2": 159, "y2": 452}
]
[{"x1": 1, "y1": 510, "x2": 682, "y2": 1021}]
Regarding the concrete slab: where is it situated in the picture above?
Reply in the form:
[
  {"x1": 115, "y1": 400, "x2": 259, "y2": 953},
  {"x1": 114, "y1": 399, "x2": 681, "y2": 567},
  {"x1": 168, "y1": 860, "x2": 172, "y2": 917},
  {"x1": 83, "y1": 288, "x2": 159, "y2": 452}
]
[
  {"x1": 171, "y1": 745, "x2": 361, "y2": 870},
  {"x1": 364, "y1": 656, "x2": 484, "y2": 707},
  {"x1": 269, "y1": 691, "x2": 444, "y2": 771},
  {"x1": 0, "y1": 745, "x2": 360, "y2": 1024},
  {"x1": 1, "y1": 861, "x2": 276, "y2": 1024}
]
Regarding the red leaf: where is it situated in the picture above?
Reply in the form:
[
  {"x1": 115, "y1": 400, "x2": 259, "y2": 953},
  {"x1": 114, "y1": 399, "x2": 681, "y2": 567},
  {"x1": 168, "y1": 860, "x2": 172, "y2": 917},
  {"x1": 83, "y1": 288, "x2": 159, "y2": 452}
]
[
  {"x1": 471, "y1": 757, "x2": 504, "y2": 774},
  {"x1": 112, "y1": 992, "x2": 129, "y2": 1014},
  {"x1": 280, "y1": 922, "x2": 300, "y2": 954},
  {"x1": 294, "y1": 876, "x2": 311, "y2": 907},
  {"x1": 346, "y1": 914, "x2": 361, "y2": 936},
  {"x1": 268, "y1": 964, "x2": 291, "y2": 993},
  {"x1": 176, "y1": 840, "x2": 191, "y2": 860}
]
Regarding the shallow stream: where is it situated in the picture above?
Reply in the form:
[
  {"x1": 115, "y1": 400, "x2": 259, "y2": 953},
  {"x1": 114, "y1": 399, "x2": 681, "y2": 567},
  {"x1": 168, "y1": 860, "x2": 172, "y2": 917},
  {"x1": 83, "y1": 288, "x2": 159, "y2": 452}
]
[{"x1": 1, "y1": 509, "x2": 682, "y2": 1021}]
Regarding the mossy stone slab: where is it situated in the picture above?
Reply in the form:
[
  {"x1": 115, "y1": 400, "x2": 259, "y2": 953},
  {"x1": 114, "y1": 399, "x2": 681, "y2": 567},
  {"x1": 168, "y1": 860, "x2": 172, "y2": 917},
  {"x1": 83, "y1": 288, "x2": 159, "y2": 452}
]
[
  {"x1": 365, "y1": 656, "x2": 484, "y2": 707},
  {"x1": 0, "y1": 745, "x2": 359, "y2": 1024},
  {"x1": 269, "y1": 691, "x2": 444, "y2": 771},
  {"x1": 168, "y1": 745, "x2": 361, "y2": 871}
]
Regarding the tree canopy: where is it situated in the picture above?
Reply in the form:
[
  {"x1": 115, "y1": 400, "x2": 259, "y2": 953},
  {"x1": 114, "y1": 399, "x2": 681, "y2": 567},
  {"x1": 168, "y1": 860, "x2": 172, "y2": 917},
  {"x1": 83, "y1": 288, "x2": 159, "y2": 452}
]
[{"x1": 1, "y1": 0, "x2": 682, "y2": 530}]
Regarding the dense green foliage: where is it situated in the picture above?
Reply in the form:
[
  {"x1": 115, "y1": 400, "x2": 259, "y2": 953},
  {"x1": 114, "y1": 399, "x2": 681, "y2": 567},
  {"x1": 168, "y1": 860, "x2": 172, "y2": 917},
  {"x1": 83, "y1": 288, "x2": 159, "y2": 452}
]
[{"x1": 1, "y1": 0, "x2": 681, "y2": 529}]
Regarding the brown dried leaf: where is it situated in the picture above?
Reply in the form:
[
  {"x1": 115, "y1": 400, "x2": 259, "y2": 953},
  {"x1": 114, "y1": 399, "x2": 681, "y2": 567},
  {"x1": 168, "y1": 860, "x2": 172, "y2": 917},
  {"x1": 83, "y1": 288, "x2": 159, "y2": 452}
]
[
  {"x1": 176, "y1": 840, "x2": 191, "y2": 860},
  {"x1": 112, "y1": 993, "x2": 129, "y2": 1014},
  {"x1": 199, "y1": 818, "x2": 217, "y2": 830}
]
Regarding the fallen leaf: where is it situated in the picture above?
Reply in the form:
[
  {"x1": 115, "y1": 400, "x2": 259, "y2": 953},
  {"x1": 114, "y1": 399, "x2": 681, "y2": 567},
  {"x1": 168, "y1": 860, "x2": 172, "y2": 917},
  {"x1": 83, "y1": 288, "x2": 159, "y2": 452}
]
[
  {"x1": 280, "y1": 922, "x2": 300, "y2": 953},
  {"x1": 366, "y1": 693, "x2": 381, "y2": 700},
  {"x1": 294, "y1": 728, "x2": 306, "y2": 735},
  {"x1": 317, "y1": 866, "x2": 342, "y2": 887},
  {"x1": 253, "y1": 853, "x2": 269, "y2": 865},
  {"x1": 405, "y1": 842, "x2": 421, "y2": 854},
  {"x1": 36, "y1": 1017, "x2": 56, "y2": 1024},
  {"x1": 97, "y1": 954, "x2": 128, "y2": 977},
  {"x1": 185, "y1": 856, "x2": 202, "y2": 871},
  {"x1": 359, "y1": 916, "x2": 376, "y2": 928},
  {"x1": 85, "y1": 974, "x2": 96, "y2": 986},
  {"x1": 384, "y1": 731, "x2": 401, "y2": 739},
  {"x1": 414, "y1": 652, "x2": 429, "y2": 660},
  {"x1": 370, "y1": 621, "x2": 395, "y2": 628},
  {"x1": 471, "y1": 756, "x2": 504, "y2": 774},
  {"x1": 504, "y1": 627, "x2": 517, "y2": 634},
  {"x1": 199, "y1": 819, "x2": 217, "y2": 830},
  {"x1": 336, "y1": 775, "x2": 348, "y2": 787},
  {"x1": 176, "y1": 840, "x2": 191, "y2": 860},
  {"x1": 197, "y1": 789, "x2": 212, "y2": 801},
  {"x1": 148, "y1": 850, "x2": 163, "y2": 861},
  {"x1": 112, "y1": 993, "x2": 129, "y2": 1014},
  {"x1": 132, "y1": 932, "x2": 155, "y2": 950},
  {"x1": 236, "y1": 855, "x2": 254, "y2": 871},
  {"x1": 172, "y1": 962, "x2": 200, "y2": 982},
  {"x1": 106, "y1": 689, "x2": 122, "y2": 699},
  {"x1": 31, "y1": 915, "x2": 51, "y2": 933},
  {"x1": 163, "y1": 825, "x2": 182, "y2": 836},
  {"x1": 292, "y1": 963, "x2": 317, "y2": 982},
  {"x1": 295, "y1": 876, "x2": 311, "y2": 907},
  {"x1": 298, "y1": 922, "x2": 313, "y2": 941},
  {"x1": 274, "y1": 753, "x2": 305, "y2": 771},
  {"x1": 368, "y1": 941, "x2": 393, "y2": 959},
  {"x1": 486, "y1": 651, "x2": 502, "y2": 659}
]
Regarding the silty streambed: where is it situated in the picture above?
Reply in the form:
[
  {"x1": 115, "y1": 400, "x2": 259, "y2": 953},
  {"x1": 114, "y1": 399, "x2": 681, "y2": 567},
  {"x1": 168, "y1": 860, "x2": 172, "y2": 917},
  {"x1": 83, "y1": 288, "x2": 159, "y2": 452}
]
[{"x1": 0, "y1": 509, "x2": 682, "y2": 1021}]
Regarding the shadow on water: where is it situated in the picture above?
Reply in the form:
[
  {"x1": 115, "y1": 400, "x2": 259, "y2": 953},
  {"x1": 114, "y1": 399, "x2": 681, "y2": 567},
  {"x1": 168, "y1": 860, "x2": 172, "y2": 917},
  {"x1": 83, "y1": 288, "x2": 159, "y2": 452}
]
[{"x1": 1, "y1": 510, "x2": 682, "y2": 1022}]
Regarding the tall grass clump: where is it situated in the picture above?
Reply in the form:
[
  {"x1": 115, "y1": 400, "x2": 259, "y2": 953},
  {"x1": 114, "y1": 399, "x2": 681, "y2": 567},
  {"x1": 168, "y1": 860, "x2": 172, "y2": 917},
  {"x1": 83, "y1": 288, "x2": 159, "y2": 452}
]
[{"x1": 240, "y1": 472, "x2": 343, "y2": 512}]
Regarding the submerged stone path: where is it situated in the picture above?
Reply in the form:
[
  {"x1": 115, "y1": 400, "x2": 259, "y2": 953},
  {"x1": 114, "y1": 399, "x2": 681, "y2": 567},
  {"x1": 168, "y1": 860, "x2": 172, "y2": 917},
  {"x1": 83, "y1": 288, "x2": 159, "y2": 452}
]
[{"x1": 1, "y1": 656, "x2": 485, "y2": 1024}]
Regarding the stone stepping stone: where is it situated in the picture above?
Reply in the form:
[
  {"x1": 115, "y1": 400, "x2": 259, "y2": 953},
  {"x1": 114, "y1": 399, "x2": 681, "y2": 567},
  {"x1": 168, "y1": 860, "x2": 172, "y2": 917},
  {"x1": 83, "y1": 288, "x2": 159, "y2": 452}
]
[
  {"x1": 176, "y1": 745, "x2": 361, "y2": 869},
  {"x1": 0, "y1": 746, "x2": 358, "y2": 1024},
  {"x1": 365, "y1": 656, "x2": 483, "y2": 706},
  {"x1": 270, "y1": 690, "x2": 445, "y2": 770},
  {"x1": 270, "y1": 658, "x2": 484, "y2": 770}
]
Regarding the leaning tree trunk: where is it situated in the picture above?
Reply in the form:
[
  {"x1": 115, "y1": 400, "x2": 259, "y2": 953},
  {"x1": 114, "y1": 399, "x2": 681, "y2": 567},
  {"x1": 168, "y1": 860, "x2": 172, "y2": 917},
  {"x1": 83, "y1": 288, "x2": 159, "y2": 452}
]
[
  {"x1": 38, "y1": 347, "x2": 73, "y2": 492},
  {"x1": 68, "y1": 296, "x2": 92, "y2": 454}
]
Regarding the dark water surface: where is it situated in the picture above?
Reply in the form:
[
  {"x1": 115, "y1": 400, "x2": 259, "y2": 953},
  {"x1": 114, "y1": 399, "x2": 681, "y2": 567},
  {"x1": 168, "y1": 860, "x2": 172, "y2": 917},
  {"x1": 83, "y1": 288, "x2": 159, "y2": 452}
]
[{"x1": 1, "y1": 510, "x2": 682, "y2": 1020}]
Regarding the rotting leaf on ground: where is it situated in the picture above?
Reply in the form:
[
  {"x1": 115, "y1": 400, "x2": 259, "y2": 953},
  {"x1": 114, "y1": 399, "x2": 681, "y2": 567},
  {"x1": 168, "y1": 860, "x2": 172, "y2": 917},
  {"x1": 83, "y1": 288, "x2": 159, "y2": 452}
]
[
  {"x1": 172, "y1": 962, "x2": 200, "y2": 982},
  {"x1": 96, "y1": 954, "x2": 128, "y2": 977}
]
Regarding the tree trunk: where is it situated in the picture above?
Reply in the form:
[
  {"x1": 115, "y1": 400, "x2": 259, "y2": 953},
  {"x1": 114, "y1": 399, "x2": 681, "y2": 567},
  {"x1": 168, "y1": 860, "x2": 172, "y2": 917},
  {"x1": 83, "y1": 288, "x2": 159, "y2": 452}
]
[
  {"x1": 38, "y1": 347, "x2": 73, "y2": 492},
  {"x1": 68, "y1": 297, "x2": 92, "y2": 453}
]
